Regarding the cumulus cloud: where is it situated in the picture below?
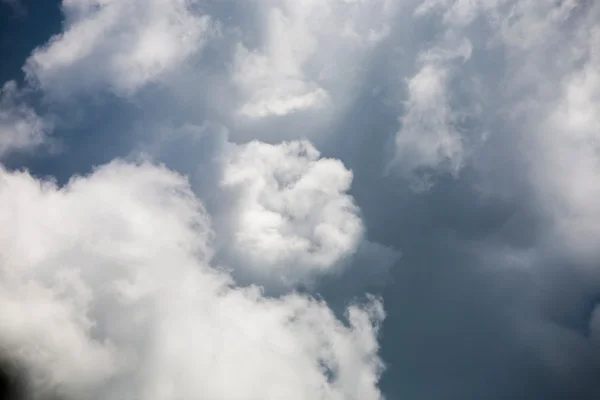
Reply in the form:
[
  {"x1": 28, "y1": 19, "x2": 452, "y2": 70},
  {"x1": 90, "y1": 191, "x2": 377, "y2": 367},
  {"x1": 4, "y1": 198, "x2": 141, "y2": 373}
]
[
  {"x1": 138, "y1": 125, "x2": 395, "y2": 290},
  {"x1": 21, "y1": 0, "x2": 398, "y2": 143},
  {"x1": 25, "y1": 0, "x2": 216, "y2": 97},
  {"x1": 389, "y1": 0, "x2": 599, "y2": 195},
  {"x1": 233, "y1": 43, "x2": 330, "y2": 119},
  {"x1": 231, "y1": 0, "x2": 396, "y2": 119},
  {"x1": 0, "y1": 161, "x2": 384, "y2": 400},
  {"x1": 216, "y1": 139, "x2": 364, "y2": 287},
  {"x1": 6, "y1": 0, "x2": 600, "y2": 398},
  {"x1": 407, "y1": 0, "x2": 600, "y2": 258},
  {"x1": 0, "y1": 81, "x2": 49, "y2": 158}
]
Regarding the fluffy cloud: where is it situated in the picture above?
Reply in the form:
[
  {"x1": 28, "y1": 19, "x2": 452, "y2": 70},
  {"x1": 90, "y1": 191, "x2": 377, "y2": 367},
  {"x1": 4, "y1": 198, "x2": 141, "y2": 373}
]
[
  {"x1": 216, "y1": 139, "x2": 364, "y2": 287},
  {"x1": 6, "y1": 0, "x2": 600, "y2": 398},
  {"x1": 390, "y1": 0, "x2": 598, "y2": 188},
  {"x1": 409, "y1": 0, "x2": 600, "y2": 259},
  {"x1": 25, "y1": 0, "x2": 215, "y2": 97},
  {"x1": 0, "y1": 161, "x2": 384, "y2": 400},
  {"x1": 0, "y1": 81, "x2": 49, "y2": 158},
  {"x1": 21, "y1": 0, "x2": 398, "y2": 139},
  {"x1": 140, "y1": 125, "x2": 392, "y2": 289},
  {"x1": 231, "y1": 0, "x2": 396, "y2": 119}
]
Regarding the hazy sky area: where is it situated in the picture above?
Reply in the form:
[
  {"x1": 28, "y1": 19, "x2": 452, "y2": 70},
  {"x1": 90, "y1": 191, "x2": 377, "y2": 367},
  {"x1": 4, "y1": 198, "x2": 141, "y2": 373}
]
[{"x1": 1, "y1": 1, "x2": 600, "y2": 399}]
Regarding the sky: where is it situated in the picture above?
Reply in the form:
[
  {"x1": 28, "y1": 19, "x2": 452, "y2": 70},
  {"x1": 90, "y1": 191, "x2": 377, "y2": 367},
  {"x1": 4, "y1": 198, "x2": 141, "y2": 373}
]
[{"x1": 1, "y1": 0, "x2": 600, "y2": 399}]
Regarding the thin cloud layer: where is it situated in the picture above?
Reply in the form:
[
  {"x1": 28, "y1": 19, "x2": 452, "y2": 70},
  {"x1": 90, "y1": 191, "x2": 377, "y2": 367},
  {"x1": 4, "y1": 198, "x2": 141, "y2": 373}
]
[{"x1": 0, "y1": 81, "x2": 49, "y2": 158}]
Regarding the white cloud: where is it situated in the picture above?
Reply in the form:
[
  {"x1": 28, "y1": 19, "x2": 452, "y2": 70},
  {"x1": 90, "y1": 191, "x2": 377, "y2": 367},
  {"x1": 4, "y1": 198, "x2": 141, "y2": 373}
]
[
  {"x1": 392, "y1": 64, "x2": 462, "y2": 182},
  {"x1": 233, "y1": 43, "x2": 329, "y2": 118},
  {"x1": 227, "y1": 0, "x2": 397, "y2": 119},
  {"x1": 231, "y1": 2, "x2": 329, "y2": 119},
  {"x1": 414, "y1": 1, "x2": 600, "y2": 262},
  {"x1": 390, "y1": 0, "x2": 591, "y2": 189},
  {"x1": 135, "y1": 125, "x2": 396, "y2": 290},
  {"x1": 407, "y1": 0, "x2": 600, "y2": 271},
  {"x1": 6, "y1": 0, "x2": 600, "y2": 396},
  {"x1": 391, "y1": 33, "x2": 473, "y2": 185},
  {"x1": 527, "y1": 12, "x2": 600, "y2": 263},
  {"x1": 216, "y1": 139, "x2": 364, "y2": 287},
  {"x1": 0, "y1": 81, "x2": 49, "y2": 158},
  {"x1": 25, "y1": 0, "x2": 215, "y2": 97},
  {"x1": 0, "y1": 160, "x2": 385, "y2": 400},
  {"x1": 15, "y1": 0, "x2": 401, "y2": 147},
  {"x1": 22, "y1": 0, "x2": 397, "y2": 115}
]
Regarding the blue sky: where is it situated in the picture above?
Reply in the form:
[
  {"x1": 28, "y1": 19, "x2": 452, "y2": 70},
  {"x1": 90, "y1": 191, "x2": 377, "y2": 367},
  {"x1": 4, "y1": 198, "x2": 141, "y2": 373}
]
[{"x1": 1, "y1": 1, "x2": 600, "y2": 399}]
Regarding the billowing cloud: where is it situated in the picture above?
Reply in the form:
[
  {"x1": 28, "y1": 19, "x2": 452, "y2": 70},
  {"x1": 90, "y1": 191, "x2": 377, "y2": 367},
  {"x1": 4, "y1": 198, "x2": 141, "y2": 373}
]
[
  {"x1": 231, "y1": 0, "x2": 395, "y2": 119},
  {"x1": 21, "y1": 0, "x2": 398, "y2": 142},
  {"x1": 217, "y1": 139, "x2": 363, "y2": 287},
  {"x1": 4, "y1": 0, "x2": 600, "y2": 398},
  {"x1": 25, "y1": 0, "x2": 215, "y2": 97},
  {"x1": 0, "y1": 161, "x2": 384, "y2": 400},
  {"x1": 138, "y1": 125, "x2": 395, "y2": 290}
]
